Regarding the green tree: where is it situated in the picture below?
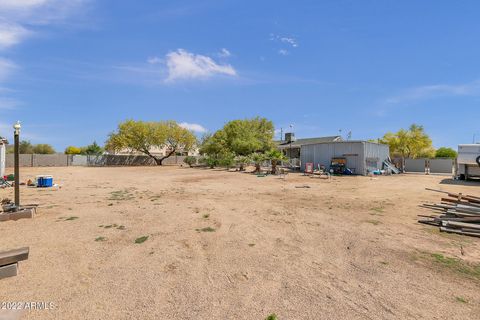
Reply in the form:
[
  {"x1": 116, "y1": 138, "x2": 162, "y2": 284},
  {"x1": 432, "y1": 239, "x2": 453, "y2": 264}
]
[
  {"x1": 64, "y1": 146, "x2": 82, "y2": 155},
  {"x1": 33, "y1": 144, "x2": 56, "y2": 154},
  {"x1": 200, "y1": 117, "x2": 274, "y2": 169},
  {"x1": 19, "y1": 141, "x2": 34, "y2": 154},
  {"x1": 81, "y1": 141, "x2": 104, "y2": 155},
  {"x1": 105, "y1": 120, "x2": 197, "y2": 165},
  {"x1": 435, "y1": 147, "x2": 457, "y2": 158},
  {"x1": 8, "y1": 140, "x2": 35, "y2": 154},
  {"x1": 380, "y1": 124, "x2": 433, "y2": 170}
]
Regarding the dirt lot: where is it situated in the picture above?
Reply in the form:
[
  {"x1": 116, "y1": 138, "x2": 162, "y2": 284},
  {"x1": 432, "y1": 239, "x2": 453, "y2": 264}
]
[{"x1": 0, "y1": 166, "x2": 479, "y2": 319}]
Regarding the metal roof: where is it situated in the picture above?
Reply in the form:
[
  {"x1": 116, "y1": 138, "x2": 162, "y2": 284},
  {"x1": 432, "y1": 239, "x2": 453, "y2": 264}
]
[{"x1": 276, "y1": 136, "x2": 342, "y2": 148}]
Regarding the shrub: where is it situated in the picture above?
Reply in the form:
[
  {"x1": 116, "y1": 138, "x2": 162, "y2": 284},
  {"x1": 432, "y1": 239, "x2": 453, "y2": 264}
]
[
  {"x1": 183, "y1": 156, "x2": 197, "y2": 167},
  {"x1": 198, "y1": 156, "x2": 218, "y2": 168}
]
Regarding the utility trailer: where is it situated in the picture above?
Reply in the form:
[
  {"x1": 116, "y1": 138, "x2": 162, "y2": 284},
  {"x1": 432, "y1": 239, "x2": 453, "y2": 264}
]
[{"x1": 457, "y1": 144, "x2": 480, "y2": 180}]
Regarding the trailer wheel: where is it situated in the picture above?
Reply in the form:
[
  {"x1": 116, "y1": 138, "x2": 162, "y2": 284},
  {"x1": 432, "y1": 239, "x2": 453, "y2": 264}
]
[
  {"x1": 459, "y1": 174, "x2": 466, "y2": 180},
  {"x1": 476, "y1": 155, "x2": 480, "y2": 167}
]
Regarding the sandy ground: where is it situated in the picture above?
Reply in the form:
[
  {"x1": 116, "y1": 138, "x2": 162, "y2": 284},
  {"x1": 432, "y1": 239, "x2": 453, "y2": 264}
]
[{"x1": 0, "y1": 166, "x2": 479, "y2": 320}]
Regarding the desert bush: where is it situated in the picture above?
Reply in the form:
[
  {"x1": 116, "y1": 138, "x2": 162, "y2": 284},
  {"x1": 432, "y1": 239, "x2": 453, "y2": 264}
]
[{"x1": 183, "y1": 156, "x2": 197, "y2": 167}]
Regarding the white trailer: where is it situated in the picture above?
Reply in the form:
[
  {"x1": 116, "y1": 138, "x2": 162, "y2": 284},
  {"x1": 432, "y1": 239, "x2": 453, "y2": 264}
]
[{"x1": 457, "y1": 144, "x2": 480, "y2": 180}]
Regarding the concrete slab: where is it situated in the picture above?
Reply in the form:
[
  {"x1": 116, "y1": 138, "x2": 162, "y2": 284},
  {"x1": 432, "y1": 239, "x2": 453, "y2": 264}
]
[{"x1": 0, "y1": 263, "x2": 18, "y2": 279}]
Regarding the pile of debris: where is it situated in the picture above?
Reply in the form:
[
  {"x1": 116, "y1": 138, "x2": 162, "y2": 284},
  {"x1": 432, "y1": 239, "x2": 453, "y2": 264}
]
[{"x1": 419, "y1": 188, "x2": 480, "y2": 237}]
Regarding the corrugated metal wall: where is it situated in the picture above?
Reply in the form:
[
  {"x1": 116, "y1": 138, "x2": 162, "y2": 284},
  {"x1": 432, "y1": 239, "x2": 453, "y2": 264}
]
[
  {"x1": 429, "y1": 159, "x2": 454, "y2": 174},
  {"x1": 301, "y1": 141, "x2": 389, "y2": 175},
  {"x1": 364, "y1": 142, "x2": 390, "y2": 174},
  {"x1": 405, "y1": 159, "x2": 427, "y2": 172}
]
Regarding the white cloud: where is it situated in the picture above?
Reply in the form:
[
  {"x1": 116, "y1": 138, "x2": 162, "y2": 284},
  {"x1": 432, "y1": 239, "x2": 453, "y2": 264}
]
[
  {"x1": 278, "y1": 49, "x2": 289, "y2": 56},
  {"x1": 0, "y1": 22, "x2": 30, "y2": 49},
  {"x1": 179, "y1": 122, "x2": 207, "y2": 133},
  {"x1": 165, "y1": 49, "x2": 237, "y2": 82},
  {"x1": 219, "y1": 48, "x2": 231, "y2": 57},
  {"x1": 385, "y1": 80, "x2": 480, "y2": 104}
]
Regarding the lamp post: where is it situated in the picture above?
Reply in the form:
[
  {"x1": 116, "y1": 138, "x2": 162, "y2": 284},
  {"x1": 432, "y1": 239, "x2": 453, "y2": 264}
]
[
  {"x1": 13, "y1": 121, "x2": 21, "y2": 209},
  {"x1": 289, "y1": 124, "x2": 293, "y2": 166}
]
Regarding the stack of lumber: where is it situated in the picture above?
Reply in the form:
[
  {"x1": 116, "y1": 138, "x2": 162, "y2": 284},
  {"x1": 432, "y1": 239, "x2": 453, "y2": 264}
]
[{"x1": 419, "y1": 188, "x2": 480, "y2": 238}]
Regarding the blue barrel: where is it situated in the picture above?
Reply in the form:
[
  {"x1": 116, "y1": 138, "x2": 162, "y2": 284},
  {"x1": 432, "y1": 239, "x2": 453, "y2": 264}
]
[{"x1": 36, "y1": 175, "x2": 53, "y2": 187}]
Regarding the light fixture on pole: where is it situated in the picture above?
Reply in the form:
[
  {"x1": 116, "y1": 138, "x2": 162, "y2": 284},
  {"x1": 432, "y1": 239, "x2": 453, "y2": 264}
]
[{"x1": 13, "y1": 121, "x2": 21, "y2": 210}]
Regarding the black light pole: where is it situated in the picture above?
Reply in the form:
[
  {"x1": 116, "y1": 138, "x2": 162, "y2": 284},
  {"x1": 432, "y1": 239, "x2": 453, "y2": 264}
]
[
  {"x1": 13, "y1": 121, "x2": 21, "y2": 209},
  {"x1": 289, "y1": 124, "x2": 293, "y2": 167}
]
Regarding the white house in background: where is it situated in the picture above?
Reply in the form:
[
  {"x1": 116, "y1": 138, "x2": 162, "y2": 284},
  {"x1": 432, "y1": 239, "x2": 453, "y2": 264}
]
[{"x1": 0, "y1": 138, "x2": 8, "y2": 177}]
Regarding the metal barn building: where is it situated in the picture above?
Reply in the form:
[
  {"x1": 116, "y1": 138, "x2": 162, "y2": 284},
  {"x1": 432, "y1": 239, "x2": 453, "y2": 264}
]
[{"x1": 300, "y1": 141, "x2": 390, "y2": 175}]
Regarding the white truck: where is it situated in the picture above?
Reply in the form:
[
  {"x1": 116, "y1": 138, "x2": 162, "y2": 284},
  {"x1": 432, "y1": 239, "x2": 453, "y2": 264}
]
[{"x1": 457, "y1": 144, "x2": 480, "y2": 180}]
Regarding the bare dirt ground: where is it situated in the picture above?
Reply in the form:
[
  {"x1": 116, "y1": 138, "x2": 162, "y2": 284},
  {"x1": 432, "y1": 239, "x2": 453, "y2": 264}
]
[{"x1": 0, "y1": 166, "x2": 479, "y2": 319}]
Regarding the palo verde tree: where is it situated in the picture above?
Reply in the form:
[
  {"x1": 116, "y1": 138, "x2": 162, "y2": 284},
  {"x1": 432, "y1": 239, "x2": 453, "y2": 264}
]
[
  {"x1": 200, "y1": 117, "x2": 275, "y2": 169},
  {"x1": 65, "y1": 146, "x2": 82, "y2": 155},
  {"x1": 379, "y1": 124, "x2": 434, "y2": 170},
  {"x1": 105, "y1": 120, "x2": 197, "y2": 165}
]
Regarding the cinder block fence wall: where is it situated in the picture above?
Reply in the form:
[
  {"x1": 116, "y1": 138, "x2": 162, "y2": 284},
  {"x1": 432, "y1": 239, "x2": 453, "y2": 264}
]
[{"x1": 5, "y1": 154, "x2": 191, "y2": 167}]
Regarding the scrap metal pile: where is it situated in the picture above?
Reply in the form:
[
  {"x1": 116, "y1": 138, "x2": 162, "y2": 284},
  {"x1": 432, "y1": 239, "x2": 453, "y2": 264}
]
[{"x1": 419, "y1": 188, "x2": 480, "y2": 237}]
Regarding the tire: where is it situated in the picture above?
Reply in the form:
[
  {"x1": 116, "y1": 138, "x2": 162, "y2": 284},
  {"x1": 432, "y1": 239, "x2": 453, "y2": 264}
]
[
  {"x1": 476, "y1": 155, "x2": 480, "y2": 167},
  {"x1": 459, "y1": 174, "x2": 466, "y2": 180}
]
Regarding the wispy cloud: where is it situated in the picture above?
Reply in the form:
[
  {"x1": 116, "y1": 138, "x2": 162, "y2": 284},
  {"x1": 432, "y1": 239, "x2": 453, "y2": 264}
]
[
  {"x1": 270, "y1": 33, "x2": 299, "y2": 55},
  {"x1": 279, "y1": 37, "x2": 298, "y2": 48},
  {"x1": 0, "y1": 0, "x2": 90, "y2": 27},
  {"x1": 0, "y1": 0, "x2": 90, "y2": 109},
  {"x1": 179, "y1": 122, "x2": 207, "y2": 133},
  {"x1": 385, "y1": 80, "x2": 480, "y2": 104},
  {"x1": 165, "y1": 49, "x2": 237, "y2": 82},
  {"x1": 0, "y1": 22, "x2": 30, "y2": 49},
  {"x1": 0, "y1": 0, "x2": 91, "y2": 51},
  {"x1": 218, "y1": 48, "x2": 231, "y2": 58}
]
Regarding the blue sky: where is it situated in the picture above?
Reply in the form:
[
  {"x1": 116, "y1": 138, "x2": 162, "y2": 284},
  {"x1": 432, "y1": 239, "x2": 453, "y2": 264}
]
[{"x1": 0, "y1": 0, "x2": 479, "y2": 151}]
